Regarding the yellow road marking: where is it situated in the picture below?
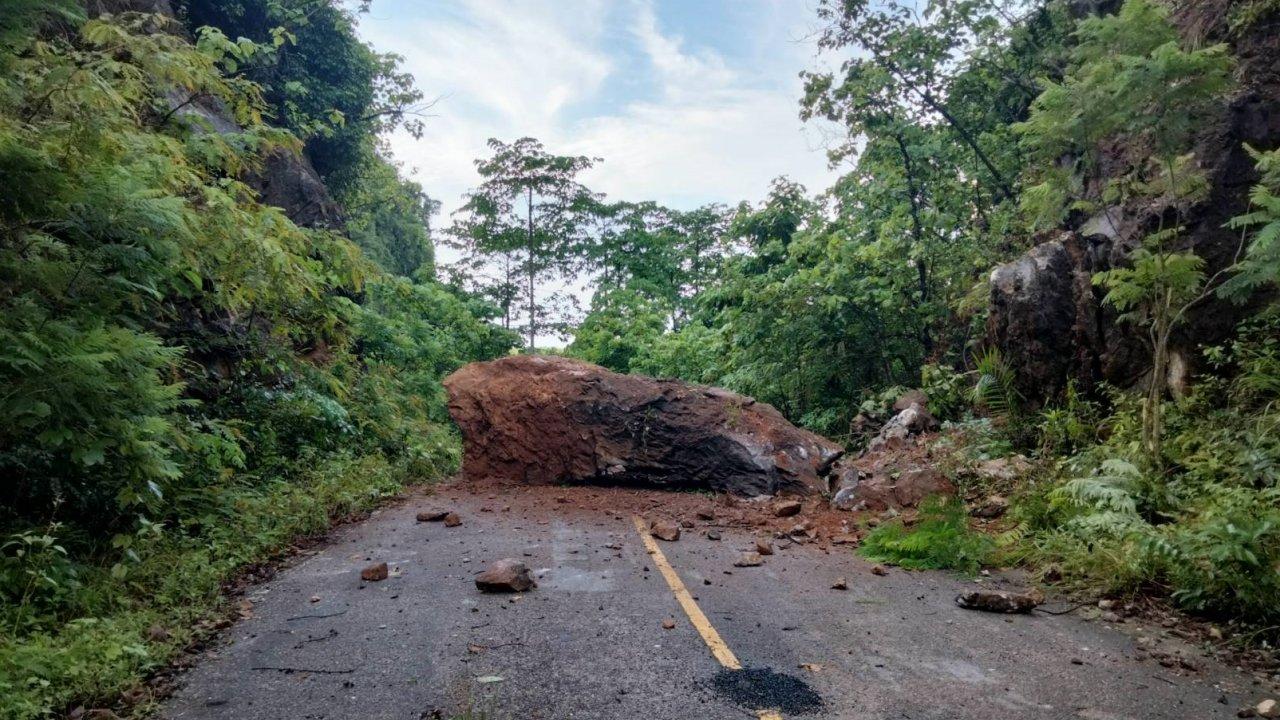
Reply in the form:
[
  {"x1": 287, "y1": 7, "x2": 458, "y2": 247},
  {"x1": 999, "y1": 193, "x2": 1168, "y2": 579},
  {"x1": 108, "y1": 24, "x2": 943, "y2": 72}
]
[{"x1": 632, "y1": 516, "x2": 742, "y2": 670}]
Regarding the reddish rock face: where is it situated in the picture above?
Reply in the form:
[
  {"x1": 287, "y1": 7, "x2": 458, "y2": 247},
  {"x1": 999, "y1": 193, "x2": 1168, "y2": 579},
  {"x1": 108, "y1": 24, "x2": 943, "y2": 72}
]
[{"x1": 444, "y1": 356, "x2": 843, "y2": 496}]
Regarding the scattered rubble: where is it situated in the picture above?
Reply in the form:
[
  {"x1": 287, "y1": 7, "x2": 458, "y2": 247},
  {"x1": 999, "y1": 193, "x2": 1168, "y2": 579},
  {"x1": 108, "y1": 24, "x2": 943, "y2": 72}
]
[
  {"x1": 955, "y1": 589, "x2": 1044, "y2": 614},
  {"x1": 416, "y1": 510, "x2": 450, "y2": 522},
  {"x1": 755, "y1": 538, "x2": 774, "y2": 556},
  {"x1": 443, "y1": 513, "x2": 462, "y2": 527},
  {"x1": 475, "y1": 559, "x2": 536, "y2": 593},
  {"x1": 734, "y1": 552, "x2": 764, "y2": 567},
  {"x1": 831, "y1": 578, "x2": 848, "y2": 590}
]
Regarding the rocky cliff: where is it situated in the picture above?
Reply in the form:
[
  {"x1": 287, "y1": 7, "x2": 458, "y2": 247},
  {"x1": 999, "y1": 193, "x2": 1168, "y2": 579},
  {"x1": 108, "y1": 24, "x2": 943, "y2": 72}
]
[{"x1": 987, "y1": 2, "x2": 1280, "y2": 403}]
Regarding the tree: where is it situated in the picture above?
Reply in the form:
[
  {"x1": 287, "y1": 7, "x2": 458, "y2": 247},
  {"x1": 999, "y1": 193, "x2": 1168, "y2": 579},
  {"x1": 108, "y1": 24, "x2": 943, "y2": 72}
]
[{"x1": 451, "y1": 138, "x2": 599, "y2": 350}]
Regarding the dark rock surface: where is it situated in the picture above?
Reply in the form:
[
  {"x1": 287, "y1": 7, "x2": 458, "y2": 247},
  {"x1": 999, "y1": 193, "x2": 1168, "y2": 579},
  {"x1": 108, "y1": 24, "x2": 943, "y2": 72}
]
[
  {"x1": 443, "y1": 356, "x2": 844, "y2": 496},
  {"x1": 986, "y1": 5, "x2": 1280, "y2": 404}
]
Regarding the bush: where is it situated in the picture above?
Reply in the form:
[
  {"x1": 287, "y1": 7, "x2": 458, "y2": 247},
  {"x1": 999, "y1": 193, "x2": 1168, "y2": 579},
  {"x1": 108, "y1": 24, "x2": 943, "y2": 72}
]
[{"x1": 859, "y1": 496, "x2": 994, "y2": 574}]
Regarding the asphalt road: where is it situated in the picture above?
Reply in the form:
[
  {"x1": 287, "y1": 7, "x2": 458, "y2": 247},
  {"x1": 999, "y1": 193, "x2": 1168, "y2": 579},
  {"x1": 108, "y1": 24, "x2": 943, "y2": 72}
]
[{"x1": 162, "y1": 485, "x2": 1260, "y2": 720}]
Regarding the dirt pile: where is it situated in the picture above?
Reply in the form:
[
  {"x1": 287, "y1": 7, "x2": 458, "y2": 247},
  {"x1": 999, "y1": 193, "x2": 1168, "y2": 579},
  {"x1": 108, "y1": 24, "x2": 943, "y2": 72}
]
[{"x1": 444, "y1": 355, "x2": 844, "y2": 496}]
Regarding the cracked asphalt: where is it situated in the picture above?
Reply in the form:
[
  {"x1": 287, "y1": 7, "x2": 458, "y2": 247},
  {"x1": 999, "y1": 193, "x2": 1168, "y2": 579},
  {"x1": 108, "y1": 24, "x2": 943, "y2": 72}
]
[{"x1": 162, "y1": 484, "x2": 1259, "y2": 719}]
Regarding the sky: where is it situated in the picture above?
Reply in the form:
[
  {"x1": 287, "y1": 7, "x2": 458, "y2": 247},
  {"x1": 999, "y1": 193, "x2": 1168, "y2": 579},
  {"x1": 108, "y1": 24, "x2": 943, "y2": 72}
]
[{"x1": 355, "y1": 0, "x2": 843, "y2": 225}]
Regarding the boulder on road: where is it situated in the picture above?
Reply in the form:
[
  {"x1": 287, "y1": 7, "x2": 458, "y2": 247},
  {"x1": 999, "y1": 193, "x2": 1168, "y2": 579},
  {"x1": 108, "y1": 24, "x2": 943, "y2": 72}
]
[
  {"x1": 444, "y1": 356, "x2": 844, "y2": 495},
  {"x1": 475, "y1": 559, "x2": 537, "y2": 593}
]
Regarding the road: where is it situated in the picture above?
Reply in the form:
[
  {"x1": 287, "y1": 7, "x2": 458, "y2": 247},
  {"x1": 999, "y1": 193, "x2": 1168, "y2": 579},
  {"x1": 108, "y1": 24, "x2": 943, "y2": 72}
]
[{"x1": 162, "y1": 484, "x2": 1258, "y2": 719}]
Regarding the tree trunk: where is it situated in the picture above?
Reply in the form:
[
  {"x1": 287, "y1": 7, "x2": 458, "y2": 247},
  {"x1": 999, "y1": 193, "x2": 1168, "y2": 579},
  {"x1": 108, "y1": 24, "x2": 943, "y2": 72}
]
[{"x1": 526, "y1": 186, "x2": 536, "y2": 352}]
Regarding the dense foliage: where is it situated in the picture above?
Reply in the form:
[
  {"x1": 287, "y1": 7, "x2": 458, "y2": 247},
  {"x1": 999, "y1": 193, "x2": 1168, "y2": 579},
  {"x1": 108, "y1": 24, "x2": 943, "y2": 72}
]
[
  {"x1": 0, "y1": 3, "x2": 512, "y2": 716},
  {"x1": 4, "y1": 0, "x2": 1280, "y2": 714},
  {"x1": 562, "y1": 0, "x2": 1280, "y2": 632}
]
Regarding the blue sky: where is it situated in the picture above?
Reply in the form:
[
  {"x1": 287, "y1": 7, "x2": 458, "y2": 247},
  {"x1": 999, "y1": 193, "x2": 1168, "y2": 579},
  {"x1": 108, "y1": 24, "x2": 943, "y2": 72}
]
[{"x1": 354, "y1": 0, "x2": 842, "y2": 223}]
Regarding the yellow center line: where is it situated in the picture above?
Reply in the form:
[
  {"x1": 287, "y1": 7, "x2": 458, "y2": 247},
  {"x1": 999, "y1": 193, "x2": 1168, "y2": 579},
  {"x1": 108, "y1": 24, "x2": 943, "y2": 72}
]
[
  {"x1": 632, "y1": 516, "x2": 742, "y2": 669},
  {"x1": 632, "y1": 516, "x2": 786, "y2": 719}
]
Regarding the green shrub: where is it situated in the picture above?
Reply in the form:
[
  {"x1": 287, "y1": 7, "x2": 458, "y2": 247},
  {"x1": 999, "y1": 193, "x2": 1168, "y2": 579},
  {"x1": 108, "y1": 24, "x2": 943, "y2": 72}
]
[{"x1": 859, "y1": 496, "x2": 994, "y2": 574}]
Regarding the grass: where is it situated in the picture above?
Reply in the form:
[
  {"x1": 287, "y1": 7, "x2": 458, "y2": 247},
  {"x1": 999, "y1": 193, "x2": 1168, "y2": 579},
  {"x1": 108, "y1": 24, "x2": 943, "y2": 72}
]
[
  {"x1": 859, "y1": 495, "x2": 995, "y2": 574},
  {"x1": 0, "y1": 451, "x2": 422, "y2": 720}
]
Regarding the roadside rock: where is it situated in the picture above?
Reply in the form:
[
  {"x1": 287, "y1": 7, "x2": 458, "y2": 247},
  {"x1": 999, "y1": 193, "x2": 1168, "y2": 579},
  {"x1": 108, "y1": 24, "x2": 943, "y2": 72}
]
[
  {"x1": 832, "y1": 465, "x2": 953, "y2": 512},
  {"x1": 416, "y1": 510, "x2": 450, "y2": 522},
  {"x1": 361, "y1": 562, "x2": 389, "y2": 582},
  {"x1": 475, "y1": 559, "x2": 536, "y2": 593},
  {"x1": 650, "y1": 519, "x2": 681, "y2": 542},
  {"x1": 893, "y1": 389, "x2": 930, "y2": 413},
  {"x1": 975, "y1": 456, "x2": 1033, "y2": 484},
  {"x1": 831, "y1": 577, "x2": 848, "y2": 590},
  {"x1": 443, "y1": 513, "x2": 462, "y2": 527},
  {"x1": 773, "y1": 499, "x2": 803, "y2": 517},
  {"x1": 1256, "y1": 699, "x2": 1279, "y2": 718},
  {"x1": 444, "y1": 356, "x2": 844, "y2": 496},
  {"x1": 955, "y1": 589, "x2": 1044, "y2": 614},
  {"x1": 755, "y1": 538, "x2": 774, "y2": 556},
  {"x1": 971, "y1": 495, "x2": 1009, "y2": 519},
  {"x1": 868, "y1": 403, "x2": 938, "y2": 453},
  {"x1": 734, "y1": 552, "x2": 764, "y2": 567}
]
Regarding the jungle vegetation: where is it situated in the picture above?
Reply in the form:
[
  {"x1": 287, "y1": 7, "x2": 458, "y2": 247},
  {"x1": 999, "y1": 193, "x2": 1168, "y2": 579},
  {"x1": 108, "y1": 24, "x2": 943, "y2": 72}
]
[{"x1": 2, "y1": 0, "x2": 1279, "y2": 716}]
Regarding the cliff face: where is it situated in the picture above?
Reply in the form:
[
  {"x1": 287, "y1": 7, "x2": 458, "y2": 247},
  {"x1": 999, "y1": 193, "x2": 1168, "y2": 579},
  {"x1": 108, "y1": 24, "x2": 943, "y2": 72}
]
[
  {"x1": 89, "y1": 0, "x2": 344, "y2": 230},
  {"x1": 987, "y1": 3, "x2": 1280, "y2": 403}
]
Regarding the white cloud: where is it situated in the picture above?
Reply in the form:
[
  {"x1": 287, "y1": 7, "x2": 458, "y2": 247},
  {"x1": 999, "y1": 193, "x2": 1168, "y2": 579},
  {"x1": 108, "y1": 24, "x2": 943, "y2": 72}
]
[{"x1": 360, "y1": 0, "x2": 837, "y2": 222}]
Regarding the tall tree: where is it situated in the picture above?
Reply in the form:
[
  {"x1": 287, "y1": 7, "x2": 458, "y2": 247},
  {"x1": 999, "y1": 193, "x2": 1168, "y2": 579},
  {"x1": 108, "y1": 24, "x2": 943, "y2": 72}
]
[{"x1": 451, "y1": 138, "x2": 599, "y2": 350}]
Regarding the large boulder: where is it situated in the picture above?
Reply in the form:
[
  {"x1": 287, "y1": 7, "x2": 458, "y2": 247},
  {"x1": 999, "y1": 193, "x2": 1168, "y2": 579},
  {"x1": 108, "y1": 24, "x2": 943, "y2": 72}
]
[{"x1": 443, "y1": 356, "x2": 844, "y2": 496}]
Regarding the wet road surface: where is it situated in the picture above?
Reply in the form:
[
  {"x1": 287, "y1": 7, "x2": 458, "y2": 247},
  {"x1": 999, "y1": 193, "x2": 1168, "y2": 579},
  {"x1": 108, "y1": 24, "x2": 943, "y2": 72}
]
[{"x1": 162, "y1": 485, "x2": 1258, "y2": 720}]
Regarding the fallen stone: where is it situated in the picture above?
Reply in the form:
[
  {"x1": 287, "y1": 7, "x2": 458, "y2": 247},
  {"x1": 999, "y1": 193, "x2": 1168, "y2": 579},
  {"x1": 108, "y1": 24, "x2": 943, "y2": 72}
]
[
  {"x1": 893, "y1": 389, "x2": 929, "y2": 413},
  {"x1": 971, "y1": 494, "x2": 1009, "y2": 519},
  {"x1": 696, "y1": 509, "x2": 715, "y2": 521},
  {"x1": 706, "y1": 530, "x2": 722, "y2": 541},
  {"x1": 443, "y1": 513, "x2": 462, "y2": 527},
  {"x1": 870, "y1": 564, "x2": 888, "y2": 576},
  {"x1": 475, "y1": 559, "x2": 536, "y2": 593},
  {"x1": 956, "y1": 589, "x2": 1044, "y2": 614},
  {"x1": 773, "y1": 499, "x2": 803, "y2": 517},
  {"x1": 360, "y1": 562, "x2": 389, "y2": 582},
  {"x1": 661, "y1": 618, "x2": 676, "y2": 630},
  {"x1": 831, "y1": 533, "x2": 859, "y2": 545},
  {"x1": 831, "y1": 463, "x2": 953, "y2": 512},
  {"x1": 755, "y1": 538, "x2": 774, "y2": 555},
  {"x1": 1257, "y1": 699, "x2": 1279, "y2": 719},
  {"x1": 831, "y1": 578, "x2": 848, "y2": 590},
  {"x1": 146, "y1": 624, "x2": 170, "y2": 642},
  {"x1": 416, "y1": 510, "x2": 450, "y2": 522},
  {"x1": 867, "y1": 403, "x2": 938, "y2": 452},
  {"x1": 734, "y1": 552, "x2": 764, "y2": 567},
  {"x1": 444, "y1": 356, "x2": 843, "y2": 495},
  {"x1": 975, "y1": 456, "x2": 1033, "y2": 484},
  {"x1": 650, "y1": 519, "x2": 681, "y2": 541}
]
